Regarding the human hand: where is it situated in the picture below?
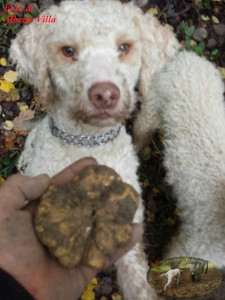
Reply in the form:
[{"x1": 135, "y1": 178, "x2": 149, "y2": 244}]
[{"x1": 0, "y1": 158, "x2": 143, "y2": 300}]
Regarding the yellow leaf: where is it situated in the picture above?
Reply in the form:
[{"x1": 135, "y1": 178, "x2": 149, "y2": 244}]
[
  {"x1": 111, "y1": 293, "x2": 122, "y2": 300},
  {"x1": 0, "y1": 58, "x2": 7, "y2": 66},
  {"x1": 4, "y1": 70, "x2": 18, "y2": 83},
  {"x1": 201, "y1": 15, "x2": 210, "y2": 21},
  {"x1": 159, "y1": 134, "x2": 165, "y2": 143},
  {"x1": 190, "y1": 39, "x2": 197, "y2": 46},
  {"x1": 152, "y1": 187, "x2": 160, "y2": 194},
  {"x1": 147, "y1": 217, "x2": 153, "y2": 222},
  {"x1": 165, "y1": 24, "x2": 174, "y2": 31},
  {"x1": 3, "y1": 120, "x2": 14, "y2": 131},
  {"x1": 218, "y1": 67, "x2": 225, "y2": 79},
  {"x1": 147, "y1": 8, "x2": 158, "y2": 15},
  {"x1": 81, "y1": 278, "x2": 97, "y2": 300},
  {"x1": 8, "y1": 88, "x2": 20, "y2": 102},
  {"x1": 0, "y1": 176, "x2": 5, "y2": 185},
  {"x1": 19, "y1": 105, "x2": 29, "y2": 111},
  {"x1": 212, "y1": 16, "x2": 219, "y2": 24},
  {"x1": 0, "y1": 78, "x2": 15, "y2": 93},
  {"x1": 212, "y1": 0, "x2": 221, "y2": 1}
]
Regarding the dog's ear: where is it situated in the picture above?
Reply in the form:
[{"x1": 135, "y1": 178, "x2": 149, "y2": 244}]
[
  {"x1": 137, "y1": 14, "x2": 180, "y2": 101},
  {"x1": 9, "y1": 8, "x2": 57, "y2": 107}
]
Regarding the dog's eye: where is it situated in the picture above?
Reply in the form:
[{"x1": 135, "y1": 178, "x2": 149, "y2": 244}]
[
  {"x1": 118, "y1": 43, "x2": 130, "y2": 55},
  {"x1": 62, "y1": 46, "x2": 75, "y2": 57}
]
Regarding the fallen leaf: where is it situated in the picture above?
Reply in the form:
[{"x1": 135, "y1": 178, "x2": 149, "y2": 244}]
[
  {"x1": 152, "y1": 187, "x2": 160, "y2": 194},
  {"x1": 193, "y1": 28, "x2": 208, "y2": 42},
  {"x1": 3, "y1": 120, "x2": 14, "y2": 131},
  {"x1": 81, "y1": 278, "x2": 97, "y2": 300},
  {"x1": 215, "y1": 24, "x2": 225, "y2": 36},
  {"x1": 13, "y1": 110, "x2": 35, "y2": 135},
  {"x1": 212, "y1": 16, "x2": 219, "y2": 24},
  {"x1": 5, "y1": 140, "x2": 15, "y2": 149},
  {"x1": 201, "y1": 15, "x2": 210, "y2": 21},
  {"x1": 190, "y1": 39, "x2": 197, "y2": 46},
  {"x1": 111, "y1": 293, "x2": 122, "y2": 300},
  {"x1": 165, "y1": 24, "x2": 174, "y2": 31},
  {"x1": 159, "y1": 134, "x2": 165, "y2": 142},
  {"x1": 4, "y1": 131, "x2": 16, "y2": 142},
  {"x1": 147, "y1": 216, "x2": 153, "y2": 222},
  {"x1": 19, "y1": 105, "x2": 29, "y2": 111},
  {"x1": 0, "y1": 58, "x2": 7, "y2": 66},
  {"x1": 0, "y1": 88, "x2": 20, "y2": 102},
  {"x1": 0, "y1": 78, "x2": 15, "y2": 93},
  {"x1": 4, "y1": 70, "x2": 18, "y2": 83},
  {"x1": 147, "y1": 8, "x2": 158, "y2": 15},
  {"x1": 0, "y1": 177, "x2": 5, "y2": 185},
  {"x1": 0, "y1": 90, "x2": 10, "y2": 102},
  {"x1": 8, "y1": 88, "x2": 20, "y2": 102},
  {"x1": 218, "y1": 67, "x2": 225, "y2": 79}
]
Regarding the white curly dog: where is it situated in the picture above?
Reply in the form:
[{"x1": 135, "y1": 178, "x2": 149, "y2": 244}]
[
  {"x1": 134, "y1": 50, "x2": 225, "y2": 268},
  {"x1": 161, "y1": 268, "x2": 183, "y2": 291},
  {"x1": 9, "y1": 1, "x2": 180, "y2": 299}
]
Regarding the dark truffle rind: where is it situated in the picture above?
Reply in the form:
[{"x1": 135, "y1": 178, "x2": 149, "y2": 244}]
[{"x1": 35, "y1": 165, "x2": 139, "y2": 269}]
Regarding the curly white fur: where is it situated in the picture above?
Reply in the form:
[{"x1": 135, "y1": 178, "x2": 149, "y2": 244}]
[
  {"x1": 134, "y1": 50, "x2": 225, "y2": 268},
  {"x1": 9, "y1": 1, "x2": 180, "y2": 299}
]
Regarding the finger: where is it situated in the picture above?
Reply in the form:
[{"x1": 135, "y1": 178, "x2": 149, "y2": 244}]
[
  {"x1": 51, "y1": 157, "x2": 98, "y2": 185},
  {"x1": 0, "y1": 174, "x2": 50, "y2": 210},
  {"x1": 103, "y1": 224, "x2": 143, "y2": 268}
]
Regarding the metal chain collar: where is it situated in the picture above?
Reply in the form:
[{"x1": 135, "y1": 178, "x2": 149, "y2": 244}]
[{"x1": 49, "y1": 118, "x2": 121, "y2": 148}]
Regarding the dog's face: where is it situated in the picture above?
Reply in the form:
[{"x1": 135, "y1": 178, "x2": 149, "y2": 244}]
[
  {"x1": 45, "y1": 1, "x2": 142, "y2": 127},
  {"x1": 10, "y1": 0, "x2": 179, "y2": 128}
]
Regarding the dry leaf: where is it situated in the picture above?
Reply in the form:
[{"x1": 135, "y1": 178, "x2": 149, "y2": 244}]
[
  {"x1": 13, "y1": 110, "x2": 35, "y2": 135},
  {"x1": 19, "y1": 105, "x2": 29, "y2": 111},
  {"x1": 147, "y1": 8, "x2": 158, "y2": 15},
  {"x1": 3, "y1": 120, "x2": 14, "y2": 131},
  {"x1": 165, "y1": 24, "x2": 174, "y2": 31},
  {"x1": 0, "y1": 90, "x2": 7, "y2": 102},
  {"x1": 0, "y1": 88, "x2": 20, "y2": 102},
  {"x1": 81, "y1": 278, "x2": 97, "y2": 300},
  {"x1": 4, "y1": 70, "x2": 18, "y2": 83},
  {"x1": 0, "y1": 78, "x2": 15, "y2": 93},
  {"x1": 218, "y1": 67, "x2": 225, "y2": 79},
  {"x1": 111, "y1": 293, "x2": 122, "y2": 300},
  {"x1": 190, "y1": 39, "x2": 197, "y2": 46},
  {"x1": 212, "y1": 16, "x2": 219, "y2": 24},
  {"x1": 152, "y1": 187, "x2": 160, "y2": 194},
  {"x1": 159, "y1": 134, "x2": 165, "y2": 143},
  {"x1": 0, "y1": 176, "x2": 5, "y2": 185},
  {"x1": 5, "y1": 140, "x2": 15, "y2": 149},
  {"x1": 4, "y1": 131, "x2": 16, "y2": 142},
  {"x1": 0, "y1": 58, "x2": 7, "y2": 66},
  {"x1": 8, "y1": 88, "x2": 20, "y2": 102},
  {"x1": 201, "y1": 15, "x2": 210, "y2": 21}
]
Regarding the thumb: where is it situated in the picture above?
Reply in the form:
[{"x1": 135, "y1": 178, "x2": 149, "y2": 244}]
[{"x1": 0, "y1": 174, "x2": 50, "y2": 210}]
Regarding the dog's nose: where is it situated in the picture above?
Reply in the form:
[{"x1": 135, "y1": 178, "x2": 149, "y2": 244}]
[{"x1": 88, "y1": 82, "x2": 120, "y2": 108}]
